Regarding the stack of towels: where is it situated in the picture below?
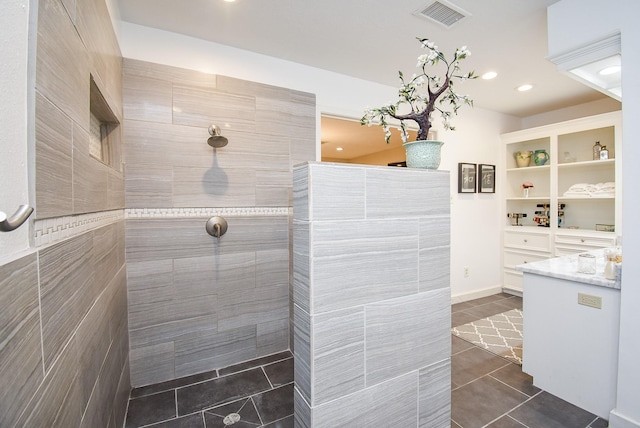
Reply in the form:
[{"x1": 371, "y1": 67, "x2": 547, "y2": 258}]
[{"x1": 563, "y1": 182, "x2": 615, "y2": 197}]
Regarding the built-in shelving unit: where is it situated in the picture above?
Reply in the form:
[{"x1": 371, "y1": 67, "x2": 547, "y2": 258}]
[{"x1": 500, "y1": 111, "x2": 622, "y2": 294}]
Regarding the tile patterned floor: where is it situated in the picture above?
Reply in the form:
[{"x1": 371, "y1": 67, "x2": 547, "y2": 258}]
[{"x1": 125, "y1": 292, "x2": 609, "y2": 428}]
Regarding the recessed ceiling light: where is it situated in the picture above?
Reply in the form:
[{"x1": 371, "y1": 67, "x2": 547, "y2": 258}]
[
  {"x1": 516, "y1": 84, "x2": 533, "y2": 92},
  {"x1": 599, "y1": 65, "x2": 621, "y2": 76},
  {"x1": 223, "y1": 0, "x2": 236, "y2": 2},
  {"x1": 336, "y1": 147, "x2": 343, "y2": 151},
  {"x1": 482, "y1": 71, "x2": 497, "y2": 80}
]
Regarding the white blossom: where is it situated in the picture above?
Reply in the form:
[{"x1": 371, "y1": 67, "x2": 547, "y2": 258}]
[{"x1": 361, "y1": 38, "x2": 475, "y2": 144}]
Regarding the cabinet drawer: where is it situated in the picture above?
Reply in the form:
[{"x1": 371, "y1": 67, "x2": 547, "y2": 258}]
[
  {"x1": 555, "y1": 233, "x2": 615, "y2": 249},
  {"x1": 555, "y1": 246, "x2": 590, "y2": 257},
  {"x1": 503, "y1": 269, "x2": 523, "y2": 293},
  {"x1": 504, "y1": 230, "x2": 551, "y2": 252},
  {"x1": 504, "y1": 250, "x2": 549, "y2": 269}
]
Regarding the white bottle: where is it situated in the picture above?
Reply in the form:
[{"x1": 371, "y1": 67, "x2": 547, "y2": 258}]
[{"x1": 604, "y1": 255, "x2": 617, "y2": 280}]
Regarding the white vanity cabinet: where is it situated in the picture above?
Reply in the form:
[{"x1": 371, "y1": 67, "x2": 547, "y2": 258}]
[{"x1": 501, "y1": 111, "x2": 622, "y2": 294}]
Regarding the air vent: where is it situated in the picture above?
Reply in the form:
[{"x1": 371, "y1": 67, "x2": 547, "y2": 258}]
[{"x1": 415, "y1": 0, "x2": 470, "y2": 28}]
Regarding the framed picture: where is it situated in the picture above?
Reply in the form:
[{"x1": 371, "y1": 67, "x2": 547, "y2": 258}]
[
  {"x1": 458, "y1": 163, "x2": 477, "y2": 193},
  {"x1": 478, "y1": 164, "x2": 496, "y2": 193}
]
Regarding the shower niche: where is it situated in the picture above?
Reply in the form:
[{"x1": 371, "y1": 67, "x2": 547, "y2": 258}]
[{"x1": 89, "y1": 75, "x2": 121, "y2": 171}]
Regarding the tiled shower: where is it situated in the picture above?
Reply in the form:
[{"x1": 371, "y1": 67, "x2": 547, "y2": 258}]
[
  {"x1": 122, "y1": 58, "x2": 316, "y2": 386},
  {"x1": 0, "y1": 0, "x2": 314, "y2": 425}
]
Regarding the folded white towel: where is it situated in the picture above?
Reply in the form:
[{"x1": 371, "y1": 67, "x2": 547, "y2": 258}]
[{"x1": 564, "y1": 181, "x2": 615, "y2": 197}]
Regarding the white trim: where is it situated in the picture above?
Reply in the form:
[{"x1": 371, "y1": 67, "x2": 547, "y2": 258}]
[
  {"x1": 451, "y1": 285, "x2": 503, "y2": 304},
  {"x1": 610, "y1": 410, "x2": 640, "y2": 428}
]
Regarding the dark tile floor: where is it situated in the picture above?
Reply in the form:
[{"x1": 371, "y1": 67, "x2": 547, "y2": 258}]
[
  {"x1": 124, "y1": 351, "x2": 294, "y2": 427},
  {"x1": 125, "y1": 292, "x2": 609, "y2": 428},
  {"x1": 451, "y1": 292, "x2": 608, "y2": 428}
]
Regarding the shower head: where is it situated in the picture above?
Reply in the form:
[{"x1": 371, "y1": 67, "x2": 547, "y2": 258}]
[{"x1": 207, "y1": 125, "x2": 229, "y2": 148}]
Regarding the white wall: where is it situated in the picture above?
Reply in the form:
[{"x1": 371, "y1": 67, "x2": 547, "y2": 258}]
[
  {"x1": 522, "y1": 97, "x2": 620, "y2": 129},
  {"x1": 118, "y1": 22, "x2": 521, "y2": 300},
  {"x1": 548, "y1": 1, "x2": 640, "y2": 426},
  {"x1": 0, "y1": 0, "x2": 33, "y2": 263}
]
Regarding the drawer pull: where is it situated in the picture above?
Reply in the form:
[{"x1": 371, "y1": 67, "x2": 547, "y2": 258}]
[
  {"x1": 524, "y1": 239, "x2": 528, "y2": 243},
  {"x1": 581, "y1": 239, "x2": 585, "y2": 243}
]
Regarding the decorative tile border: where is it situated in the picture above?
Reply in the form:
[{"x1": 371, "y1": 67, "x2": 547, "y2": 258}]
[
  {"x1": 34, "y1": 210, "x2": 124, "y2": 247},
  {"x1": 33, "y1": 207, "x2": 291, "y2": 247},
  {"x1": 125, "y1": 207, "x2": 290, "y2": 219}
]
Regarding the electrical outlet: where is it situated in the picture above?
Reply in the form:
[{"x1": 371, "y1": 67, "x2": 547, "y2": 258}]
[
  {"x1": 578, "y1": 293, "x2": 602, "y2": 309},
  {"x1": 464, "y1": 267, "x2": 469, "y2": 278}
]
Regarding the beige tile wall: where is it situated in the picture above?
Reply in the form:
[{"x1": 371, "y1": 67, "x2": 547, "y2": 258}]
[
  {"x1": 123, "y1": 59, "x2": 316, "y2": 386},
  {"x1": 0, "y1": 0, "x2": 130, "y2": 426},
  {"x1": 0, "y1": 223, "x2": 130, "y2": 427},
  {"x1": 35, "y1": 0, "x2": 124, "y2": 219},
  {"x1": 293, "y1": 163, "x2": 451, "y2": 427}
]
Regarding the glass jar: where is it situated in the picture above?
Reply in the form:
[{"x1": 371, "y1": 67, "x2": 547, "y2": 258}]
[
  {"x1": 593, "y1": 141, "x2": 602, "y2": 160},
  {"x1": 578, "y1": 253, "x2": 596, "y2": 274},
  {"x1": 600, "y1": 145, "x2": 609, "y2": 160}
]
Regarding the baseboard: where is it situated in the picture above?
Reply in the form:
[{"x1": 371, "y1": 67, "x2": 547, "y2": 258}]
[
  {"x1": 610, "y1": 409, "x2": 640, "y2": 428},
  {"x1": 451, "y1": 285, "x2": 504, "y2": 304},
  {"x1": 502, "y1": 286, "x2": 523, "y2": 297}
]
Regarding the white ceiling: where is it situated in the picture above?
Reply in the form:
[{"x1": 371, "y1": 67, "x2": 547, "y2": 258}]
[{"x1": 116, "y1": 0, "x2": 613, "y2": 160}]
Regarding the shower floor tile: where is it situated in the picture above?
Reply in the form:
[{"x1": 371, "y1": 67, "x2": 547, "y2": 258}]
[
  {"x1": 125, "y1": 352, "x2": 293, "y2": 428},
  {"x1": 125, "y1": 292, "x2": 605, "y2": 428}
]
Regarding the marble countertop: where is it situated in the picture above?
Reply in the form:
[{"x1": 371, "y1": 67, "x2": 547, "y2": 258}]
[{"x1": 517, "y1": 248, "x2": 621, "y2": 290}]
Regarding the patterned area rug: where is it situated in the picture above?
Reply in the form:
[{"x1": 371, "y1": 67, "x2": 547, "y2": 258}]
[{"x1": 452, "y1": 309, "x2": 523, "y2": 365}]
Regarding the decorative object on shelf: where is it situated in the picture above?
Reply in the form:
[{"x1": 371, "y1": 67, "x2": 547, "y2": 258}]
[
  {"x1": 596, "y1": 223, "x2": 615, "y2": 232},
  {"x1": 507, "y1": 212, "x2": 527, "y2": 226},
  {"x1": 534, "y1": 203, "x2": 551, "y2": 227},
  {"x1": 533, "y1": 149, "x2": 549, "y2": 166},
  {"x1": 593, "y1": 141, "x2": 602, "y2": 160},
  {"x1": 361, "y1": 38, "x2": 476, "y2": 169},
  {"x1": 521, "y1": 181, "x2": 534, "y2": 198},
  {"x1": 458, "y1": 163, "x2": 477, "y2": 193},
  {"x1": 563, "y1": 151, "x2": 576, "y2": 163},
  {"x1": 515, "y1": 150, "x2": 533, "y2": 167},
  {"x1": 478, "y1": 164, "x2": 495, "y2": 193},
  {"x1": 558, "y1": 203, "x2": 565, "y2": 227},
  {"x1": 600, "y1": 145, "x2": 609, "y2": 160}
]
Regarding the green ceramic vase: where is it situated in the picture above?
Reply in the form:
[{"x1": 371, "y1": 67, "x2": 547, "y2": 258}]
[{"x1": 403, "y1": 140, "x2": 444, "y2": 169}]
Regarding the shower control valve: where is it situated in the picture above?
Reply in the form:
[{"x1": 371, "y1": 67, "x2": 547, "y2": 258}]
[{"x1": 206, "y1": 216, "x2": 228, "y2": 239}]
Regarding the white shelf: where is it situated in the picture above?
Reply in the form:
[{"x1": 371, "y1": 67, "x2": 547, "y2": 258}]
[
  {"x1": 501, "y1": 111, "x2": 622, "y2": 293},
  {"x1": 506, "y1": 165, "x2": 551, "y2": 173},
  {"x1": 558, "y1": 195, "x2": 615, "y2": 200},
  {"x1": 507, "y1": 197, "x2": 551, "y2": 201},
  {"x1": 558, "y1": 158, "x2": 615, "y2": 169}
]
